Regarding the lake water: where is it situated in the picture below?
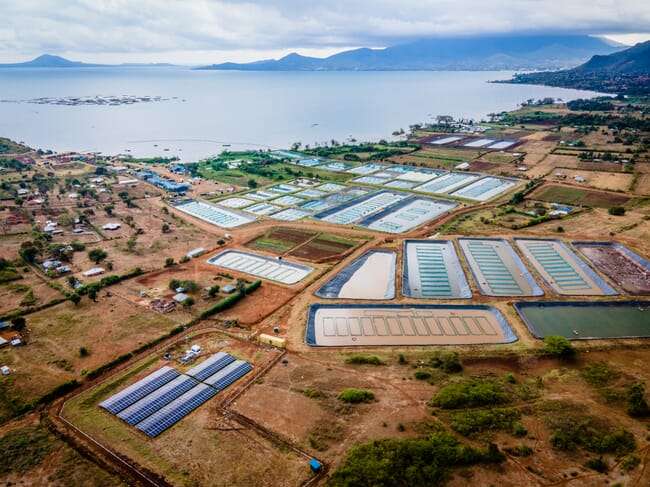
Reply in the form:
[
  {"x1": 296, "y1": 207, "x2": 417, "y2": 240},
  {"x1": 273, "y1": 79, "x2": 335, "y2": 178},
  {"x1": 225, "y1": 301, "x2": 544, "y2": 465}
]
[{"x1": 0, "y1": 67, "x2": 601, "y2": 161}]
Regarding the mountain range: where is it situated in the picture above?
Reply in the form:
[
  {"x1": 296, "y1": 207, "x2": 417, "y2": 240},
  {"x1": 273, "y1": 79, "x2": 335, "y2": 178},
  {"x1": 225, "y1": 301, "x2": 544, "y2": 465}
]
[
  {"x1": 197, "y1": 35, "x2": 622, "y2": 71},
  {"x1": 503, "y1": 40, "x2": 650, "y2": 95}
]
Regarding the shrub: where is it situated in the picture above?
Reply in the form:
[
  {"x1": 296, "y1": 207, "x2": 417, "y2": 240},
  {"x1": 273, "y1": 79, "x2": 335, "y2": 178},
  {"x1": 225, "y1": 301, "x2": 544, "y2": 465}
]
[
  {"x1": 164, "y1": 257, "x2": 175, "y2": 267},
  {"x1": 620, "y1": 453, "x2": 641, "y2": 472},
  {"x1": 512, "y1": 422, "x2": 528, "y2": 437},
  {"x1": 79, "y1": 346, "x2": 90, "y2": 357},
  {"x1": 429, "y1": 351, "x2": 463, "y2": 373},
  {"x1": 585, "y1": 456, "x2": 608, "y2": 473},
  {"x1": 543, "y1": 336, "x2": 577, "y2": 359},
  {"x1": 450, "y1": 408, "x2": 521, "y2": 438},
  {"x1": 550, "y1": 418, "x2": 635, "y2": 456},
  {"x1": 327, "y1": 432, "x2": 504, "y2": 487},
  {"x1": 338, "y1": 389, "x2": 375, "y2": 404},
  {"x1": 503, "y1": 445, "x2": 533, "y2": 457},
  {"x1": 626, "y1": 383, "x2": 650, "y2": 417},
  {"x1": 581, "y1": 362, "x2": 617, "y2": 388},
  {"x1": 414, "y1": 370, "x2": 432, "y2": 381},
  {"x1": 608, "y1": 206, "x2": 626, "y2": 216},
  {"x1": 346, "y1": 355, "x2": 384, "y2": 366},
  {"x1": 179, "y1": 255, "x2": 190, "y2": 263},
  {"x1": 431, "y1": 380, "x2": 509, "y2": 409}
]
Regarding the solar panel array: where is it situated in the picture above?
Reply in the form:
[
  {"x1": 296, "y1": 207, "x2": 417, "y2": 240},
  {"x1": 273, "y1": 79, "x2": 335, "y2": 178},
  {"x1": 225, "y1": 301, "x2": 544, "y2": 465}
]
[
  {"x1": 136, "y1": 384, "x2": 218, "y2": 438},
  {"x1": 100, "y1": 352, "x2": 253, "y2": 437},
  {"x1": 117, "y1": 375, "x2": 199, "y2": 426},
  {"x1": 203, "y1": 360, "x2": 254, "y2": 391},
  {"x1": 185, "y1": 351, "x2": 235, "y2": 382},
  {"x1": 99, "y1": 366, "x2": 180, "y2": 414}
]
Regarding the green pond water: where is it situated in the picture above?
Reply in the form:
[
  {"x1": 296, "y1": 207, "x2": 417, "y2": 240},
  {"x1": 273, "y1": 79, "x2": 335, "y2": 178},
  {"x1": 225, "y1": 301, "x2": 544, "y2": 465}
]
[{"x1": 516, "y1": 302, "x2": 650, "y2": 339}]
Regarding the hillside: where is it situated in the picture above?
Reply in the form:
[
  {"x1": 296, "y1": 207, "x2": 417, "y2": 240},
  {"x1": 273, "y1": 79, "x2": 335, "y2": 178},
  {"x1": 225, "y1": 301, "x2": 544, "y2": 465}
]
[
  {"x1": 0, "y1": 54, "x2": 107, "y2": 68},
  {"x1": 503, "y1": 40, "x2": 650, "y2": 95},
  {"x1": 197, "y1": 35, "x2": 621, "y2": 71}
]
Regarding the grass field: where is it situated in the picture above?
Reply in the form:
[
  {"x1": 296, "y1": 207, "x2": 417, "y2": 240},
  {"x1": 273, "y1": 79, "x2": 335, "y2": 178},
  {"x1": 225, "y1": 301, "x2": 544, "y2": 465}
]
[
  {"x1": 532, "y1": 184, "x2": 629, "y2": 208},
  {"x1": 199, "y1": 162, "x2": 351, "y2": 188},
  {"x1": 0, "y1": 295, "x2": 181, "y2": 422}
]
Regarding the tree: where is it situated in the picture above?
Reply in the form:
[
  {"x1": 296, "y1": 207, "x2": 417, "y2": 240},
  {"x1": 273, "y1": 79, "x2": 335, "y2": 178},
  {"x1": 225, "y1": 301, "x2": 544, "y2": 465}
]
[
  {"x1": 88, "y1": 248, "x2": 107, "y2": 264},
  {"x1": 161, "y1": 223, "x2": 170, "y2": 233},
  {"x1": 68, "y1": 293, "x2": 81, "y2": 306},
  {"x1": 164, "y1": 257, "x2": 175, "y2": 267},
  {"x1": 543, "y1": 336, "x2": 577, "y2": 359},
  {"x1": 182, "y1": 296, "x2": 195, "y2": 309},
  {"x1": 510, "y1": 192, "x2": 525, "y2": 205},
  {"x1": 87, "y1": 287, "x2": 98, "y2": 302},
  {"x1": 208, "y1": 285, "x2": 219, "y2": 297},
  {"x1": 608, "y1": 206, "x2": 626, "y2": 216},
  {"x1": 11, "y1": 316, "x2": 26, "y2": 332},
  {"x1": 103, "y1": 204, "x2": 114, "y2": 216},
  {"x1": 247, "y1": 178, "x2": 258, "y2": 189}
]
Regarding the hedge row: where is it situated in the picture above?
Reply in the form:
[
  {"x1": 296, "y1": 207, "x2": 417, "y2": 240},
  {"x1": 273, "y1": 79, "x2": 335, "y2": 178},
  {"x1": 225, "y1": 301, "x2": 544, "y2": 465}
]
[
  {"x1": 75, "y1": 267, "x2": 144, "y2": 296},
  {"x1": 0, "y1": 297, "x2": 67, "y2": 322},
  {"x1": 199, "y1": 280, "x2": 261, "y2": 320}
]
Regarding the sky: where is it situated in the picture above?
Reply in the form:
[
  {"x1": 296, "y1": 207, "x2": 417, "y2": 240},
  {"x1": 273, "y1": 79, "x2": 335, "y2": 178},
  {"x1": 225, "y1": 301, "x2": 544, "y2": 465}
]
[{"x1": 1, "y1": 0, "x2": 649, "y2": 64}]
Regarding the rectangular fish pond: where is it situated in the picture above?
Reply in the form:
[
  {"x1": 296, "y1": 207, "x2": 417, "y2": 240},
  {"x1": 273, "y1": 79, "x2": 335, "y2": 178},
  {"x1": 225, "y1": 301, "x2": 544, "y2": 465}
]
[
  {"x1": 514, "y1": 301, "x2": 650, "y2": 339},
  {"x1": 306, "y1": 304, "x2": 517, "y2": 346},
  {"x1": 402, "y1": 240, "x2": 471, "y2": 299},
  {"x1": 458, "y1": 238, "x2": 543, "y2": 297},
  {"x1": 316, "y1": 250, "x2": 396, "y2": 300},
  {"x1": 572, "y1": 242, "x2": 650, "y2": 295}
]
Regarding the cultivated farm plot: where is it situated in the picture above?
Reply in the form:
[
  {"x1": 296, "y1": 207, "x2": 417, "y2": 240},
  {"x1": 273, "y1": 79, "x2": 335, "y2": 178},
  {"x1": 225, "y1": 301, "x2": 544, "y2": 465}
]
[
  {"x1": 531, "y1": 184, "x2": 629, "y2": 208},
  {"x1": 287, "y1": 235, "x2": 357, "y2": 261},
  {"x1": 247, "y1": 227, "x2": 316, "y2": 254},
  {"x1": 247, "y1": 227, "x2": 360, "y2": 262}
]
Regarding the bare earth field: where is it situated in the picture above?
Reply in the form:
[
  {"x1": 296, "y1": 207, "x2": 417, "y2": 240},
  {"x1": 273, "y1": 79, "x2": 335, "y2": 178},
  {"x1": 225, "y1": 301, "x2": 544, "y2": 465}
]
[
  {"x1": 549, "y1": 168, "x2": 634, "y2": 192},
  {"x1": 63, "y1": 337, "x2": 312, "y2": 487}
]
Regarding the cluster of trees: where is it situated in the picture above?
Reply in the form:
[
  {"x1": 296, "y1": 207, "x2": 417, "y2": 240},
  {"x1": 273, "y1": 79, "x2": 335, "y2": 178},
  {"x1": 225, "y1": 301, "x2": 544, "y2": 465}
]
[{"x1": 327, "y1": 431, "x2": 504, "y2": 487}]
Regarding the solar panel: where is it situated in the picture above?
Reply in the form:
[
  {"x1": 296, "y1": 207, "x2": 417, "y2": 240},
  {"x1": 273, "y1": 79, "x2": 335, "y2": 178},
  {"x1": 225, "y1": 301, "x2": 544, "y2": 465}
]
[
  {"x1": 203, "y1": 360, "x2": 253, "y2": 391},
  {"x1": 99, "y1": 366, "x2": 180, "y2": 414},
  {"x1": 185, "y1": 352, "x2": 235, "y2": 382},
  {"x1": 117, "y1": 375, "x2": 199, "y2": 426},
  {"x1": 136, "y1": 383, "x2": 218, "y2": 438}
]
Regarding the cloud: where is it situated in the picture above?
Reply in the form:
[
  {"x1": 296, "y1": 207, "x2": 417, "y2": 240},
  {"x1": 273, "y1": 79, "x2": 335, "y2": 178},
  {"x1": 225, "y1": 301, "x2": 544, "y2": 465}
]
[{"x1": 1, "y1": 0, "x2": 649, "y2": 62}]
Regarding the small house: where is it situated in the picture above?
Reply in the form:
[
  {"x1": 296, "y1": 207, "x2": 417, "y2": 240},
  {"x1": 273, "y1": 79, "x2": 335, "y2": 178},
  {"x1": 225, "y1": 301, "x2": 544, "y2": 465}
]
[
  {"x1": 83, "y1": 267, "x2": 105, "y2": 277},
  {"x1": 258, "y1": 333, "x2": 286, "y2": 349},
  {"x1": 1, "y1": 365, "x2": 9, "y2": 375},
  {"x1": 186, "y1": 247, "x2": 205, "y2": 259},
  {"x1": 0, "y1": 322, "x2": 10, "y2": 331},
  {"x1": 173, "y1": 292, "x2": 189, "y2": 303},
  {"x1": 0, "y1": 337, "x2": 8, "y2": 349},
  {"x1": 221, "y1": 285, "x2": 236, "y2": 294}
]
